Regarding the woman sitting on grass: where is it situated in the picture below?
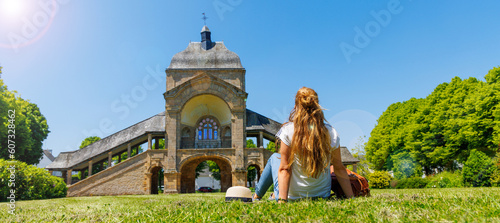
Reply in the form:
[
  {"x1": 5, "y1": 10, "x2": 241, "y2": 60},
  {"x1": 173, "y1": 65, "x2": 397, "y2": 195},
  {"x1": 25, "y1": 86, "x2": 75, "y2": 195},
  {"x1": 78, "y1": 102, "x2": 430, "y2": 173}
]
[{"x1": 253, "y1": 87, "x2": 354, "y2": 203}]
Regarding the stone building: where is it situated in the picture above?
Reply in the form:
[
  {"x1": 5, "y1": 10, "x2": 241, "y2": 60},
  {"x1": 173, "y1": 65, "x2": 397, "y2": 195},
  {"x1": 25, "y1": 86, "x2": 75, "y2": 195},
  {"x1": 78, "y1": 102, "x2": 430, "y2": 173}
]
[{"x1": 46, "y1": 26, "x2": 359, "y2": 197}]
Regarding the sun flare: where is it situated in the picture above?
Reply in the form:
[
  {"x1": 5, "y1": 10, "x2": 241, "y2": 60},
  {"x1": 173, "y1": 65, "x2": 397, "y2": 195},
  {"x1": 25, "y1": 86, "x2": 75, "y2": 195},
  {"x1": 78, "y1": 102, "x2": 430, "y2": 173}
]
[{"x1": 0, "y1": 0, "x2": 27, "y2": 17}]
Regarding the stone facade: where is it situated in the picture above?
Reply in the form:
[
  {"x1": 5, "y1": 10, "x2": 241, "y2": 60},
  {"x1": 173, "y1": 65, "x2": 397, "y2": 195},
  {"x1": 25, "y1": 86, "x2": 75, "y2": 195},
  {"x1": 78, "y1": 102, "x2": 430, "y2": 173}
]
[{"x1": 49, "y1": 26, "x2": 359, "y2": 197}]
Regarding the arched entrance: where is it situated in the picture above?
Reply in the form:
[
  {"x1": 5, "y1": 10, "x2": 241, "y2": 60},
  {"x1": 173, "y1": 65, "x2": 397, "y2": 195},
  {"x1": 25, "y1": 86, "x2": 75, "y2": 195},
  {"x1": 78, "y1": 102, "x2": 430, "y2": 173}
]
[
  {"x1": 247, "y1": 164, "x2": 261, "y2": 188},
  {"x1": 180, "y1": 156, "x2": 232, "y2": 193},
  {"x1": 150, "y1": 166, "x2": 164, "y2": 194}
]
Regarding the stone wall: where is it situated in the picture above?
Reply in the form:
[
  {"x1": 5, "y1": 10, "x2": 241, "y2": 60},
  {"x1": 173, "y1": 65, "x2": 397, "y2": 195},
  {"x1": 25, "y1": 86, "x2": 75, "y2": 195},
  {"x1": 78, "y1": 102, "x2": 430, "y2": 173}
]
[{"x1": 67, "y1": 152, "x2": 148, "y2": 197}]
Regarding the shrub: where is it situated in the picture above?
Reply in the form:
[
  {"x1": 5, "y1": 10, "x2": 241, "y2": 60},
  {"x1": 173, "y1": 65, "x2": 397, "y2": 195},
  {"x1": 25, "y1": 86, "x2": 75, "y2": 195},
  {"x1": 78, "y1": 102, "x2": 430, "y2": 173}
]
[
  {"x1": 491, "y1": 153, "x2": 500, "y2": 187},
  {"x1": 368, "y1": 171, "x2": 393, "y2": 189},
  {"x1": 462, "y1": 150, "x2": 496, "y2": 187},
  {"x1": 0, "y1": 159, "x2": 67, "y2": 201},
  {"x1": 395, "y1": 177, "x2": 429, "y2": 189},
  {"x1": 426, "y1": 171, "x2": 463, "y2": 188}
]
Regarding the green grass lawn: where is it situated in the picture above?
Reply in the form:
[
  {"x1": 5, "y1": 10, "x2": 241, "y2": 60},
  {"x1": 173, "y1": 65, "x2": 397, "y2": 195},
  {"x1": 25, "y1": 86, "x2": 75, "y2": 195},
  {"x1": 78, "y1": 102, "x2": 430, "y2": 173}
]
[{"x1": 1, "y1": 187, "x2": 499, "y2": 222}]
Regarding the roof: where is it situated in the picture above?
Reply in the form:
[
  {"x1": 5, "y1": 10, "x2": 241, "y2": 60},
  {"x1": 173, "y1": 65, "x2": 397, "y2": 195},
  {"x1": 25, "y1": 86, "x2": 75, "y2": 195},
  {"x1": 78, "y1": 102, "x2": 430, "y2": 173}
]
[
  {"x1": 46, "y1": 112, "x2": 166, "y2": 169},
  {"x1": 43, "y1": 150, "x2": 55, "y2": 162},
  {"x1": 246, "y1": 109, "x2": 282, "y2": 136},
  {"x1": 168, "y1": 42, "x2": 243, "y2": 69},
  {"x1": 340, "y1": 146, "x2": 360, "y2": 163}
]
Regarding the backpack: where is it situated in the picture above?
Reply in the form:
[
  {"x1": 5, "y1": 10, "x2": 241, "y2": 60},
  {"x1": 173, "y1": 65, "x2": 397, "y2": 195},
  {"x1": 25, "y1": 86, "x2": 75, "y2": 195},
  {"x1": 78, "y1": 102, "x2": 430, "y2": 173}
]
[{"x1": 330, "y1": 168, "x2": 370, "y2": 198}]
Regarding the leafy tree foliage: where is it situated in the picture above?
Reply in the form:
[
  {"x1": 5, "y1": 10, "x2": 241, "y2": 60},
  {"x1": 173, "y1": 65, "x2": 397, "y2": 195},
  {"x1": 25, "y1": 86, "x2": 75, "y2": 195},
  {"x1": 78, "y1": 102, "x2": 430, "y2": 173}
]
[
  {"x1": 0, "y1": 159, "x2": 66, "y2": 201},
  {"x1": 0, "y1": 80, "x2": 50, "y2": 165},
  {"x1": 350, "y1": 136, "x2": 373, "y2": 178},
  {"x1": 79, "y1": 136, "x2": 101, "y2": 149},
  {"x1": 195, "y1": 160, "x2": 220, "y2": 181},
  {"x1": 246, "y1": 139, "x2": 257, "y2": 148},
  {"x1": 247, "y1": 166, "x2": 257, "y2": 187},
  {"x1": 266, "y1": 141, "x2": 276, "y2": 153},
  {"x1": 366, "y1": 67, "x2": 500, "y2": 175},
  {"x1": 462, "y1": 149, "x2": 496, "y2": 187}
]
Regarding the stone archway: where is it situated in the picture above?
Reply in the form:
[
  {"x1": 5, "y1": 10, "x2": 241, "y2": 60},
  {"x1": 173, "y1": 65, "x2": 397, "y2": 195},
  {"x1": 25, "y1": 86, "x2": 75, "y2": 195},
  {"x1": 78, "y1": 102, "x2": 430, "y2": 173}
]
[
  {"x1": 247, "y1": 163, "x2": 261, "y2": 188},
  {"x1": 180, "y1": 155, "x2": 232, "y2": 193},
  {"x1": 150, "y1": 166, "x2": 164, "y2": 194}
]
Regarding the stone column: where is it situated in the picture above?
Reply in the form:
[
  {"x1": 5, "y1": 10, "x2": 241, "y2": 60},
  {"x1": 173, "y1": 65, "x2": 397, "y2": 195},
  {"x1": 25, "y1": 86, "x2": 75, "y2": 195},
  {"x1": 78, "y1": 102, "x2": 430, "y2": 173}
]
[
  {"x1": 145, "y1": 173, "x2": 153, "y2": 194},
  {"x1": 164, "y1": 172, "x2": 181, "y2": 194},
  {"x1": 258, "y1": 131, "x2": 264, "y2": 148},
  {"x1": 127, "y1": 143, "x2": 131, "y2": 158},
  {"x1": 108, "y1": 151, "x2": 112, "y2": 168},
  {"x1": 164, "y1": 132, "x2": 168, "y2": 150},
  {"x1": 353, "y1": 164, "x2": 358, "y2": 173},
  {"x1": 66, "y1": 169, "x2": 73, "y2": 185},
  {"x1": 166, "y1": 111, "x2": 179, "y2": 172},
  {"x1": 148, "y1": 134, "x2": 152, "y2": 150},
  {"x1": 155, "y1": 137, "x2": 160, "y2": 150},
  {"x1": 88, "y1": 160, "x2": 93, "y2": 176}
]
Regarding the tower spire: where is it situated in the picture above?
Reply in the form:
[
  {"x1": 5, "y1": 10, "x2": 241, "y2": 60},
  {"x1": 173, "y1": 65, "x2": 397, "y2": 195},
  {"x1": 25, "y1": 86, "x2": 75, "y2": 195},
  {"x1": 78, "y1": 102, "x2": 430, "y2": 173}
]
[{"x1": 202, "y1": 13, "x2": 208, "y2": 26}]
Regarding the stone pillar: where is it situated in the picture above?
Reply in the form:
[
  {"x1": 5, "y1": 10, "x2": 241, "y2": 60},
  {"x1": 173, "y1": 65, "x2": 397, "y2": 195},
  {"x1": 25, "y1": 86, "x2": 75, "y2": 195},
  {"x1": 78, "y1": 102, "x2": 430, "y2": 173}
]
[
  {"x1": 258, "y1": 131, "x2": 264, "y2": 148},
  {"x1": 232, "y1": 111, "x2": 246, "y2": 185},
  {"x1": 155, "y1": 137, "x2": 160, "y2": 150},
  {"x1": 88, "y1": 160, "x2": 93, "y2": 176},
  {"x1": 164, "y1": 132, "x2": 168, "y2": 150},
  {"x1": 145, "y1": 173, "x2": 153, "y2": 194},
  {"x1": 66, "y1": 169, "x2": 73, "y2": 185},
  {"x1": 232, "y1": 170, "x2": 247, "y2": 187},
  {"x1": 127, "y1": 143, "x2": 131, "y2": 158},
  {"x1": 108, "y1": 152, "x2": 112, "y2": 168},
  {"x1": 164, "y1": 172, "x2": 181, "y2": 194},
  {"x1": 353, "y1": 164, "x2": 358, "y2": 173},
  {"x1": 148, "y1": 134, "x2": 152, "y2": 150},
  {"x1": 166, "y1": 111, "x2": 179, "y2": 172}
]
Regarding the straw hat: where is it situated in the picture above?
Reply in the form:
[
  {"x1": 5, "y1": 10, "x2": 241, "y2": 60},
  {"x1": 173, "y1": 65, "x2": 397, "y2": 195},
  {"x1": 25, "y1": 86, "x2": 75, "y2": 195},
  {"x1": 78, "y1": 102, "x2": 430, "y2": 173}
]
[{"x1": 225, "y1": 186, "x2": 252, "y2": 202}]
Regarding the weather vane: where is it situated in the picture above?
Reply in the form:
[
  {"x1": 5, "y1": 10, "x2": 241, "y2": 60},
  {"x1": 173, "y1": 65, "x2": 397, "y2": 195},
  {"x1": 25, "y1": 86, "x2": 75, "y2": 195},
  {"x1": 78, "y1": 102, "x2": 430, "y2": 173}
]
[{"x1": 202, "y1": 13, "x2": 208, "y2": 25}]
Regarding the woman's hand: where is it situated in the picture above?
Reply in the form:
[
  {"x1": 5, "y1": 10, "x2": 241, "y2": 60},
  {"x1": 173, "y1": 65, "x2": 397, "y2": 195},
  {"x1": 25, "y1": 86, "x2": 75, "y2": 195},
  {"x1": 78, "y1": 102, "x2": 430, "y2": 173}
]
[{"x1": 278, "y1": 141, "x2": 292, "y2": 203}]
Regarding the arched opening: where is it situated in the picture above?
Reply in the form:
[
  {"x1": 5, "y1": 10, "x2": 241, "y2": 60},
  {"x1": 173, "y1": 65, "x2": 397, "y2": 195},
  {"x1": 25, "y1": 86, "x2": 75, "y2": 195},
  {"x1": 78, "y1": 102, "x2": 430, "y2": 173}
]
[
  {"x1": 150, "y1": 166, "x2": 164, "y2": 194},
  {"x1": 180, "y1": 94, "x2": 232, "y2": 149},
  {"x1": 180, "y1": 156, "x2": 232, "y2": 193},
  {"x1": 247, "y1": 164, "x2": 261, "y2": 188},
  {"x1": 194, "y1": 160, "x2": 221, "y2": 192}
]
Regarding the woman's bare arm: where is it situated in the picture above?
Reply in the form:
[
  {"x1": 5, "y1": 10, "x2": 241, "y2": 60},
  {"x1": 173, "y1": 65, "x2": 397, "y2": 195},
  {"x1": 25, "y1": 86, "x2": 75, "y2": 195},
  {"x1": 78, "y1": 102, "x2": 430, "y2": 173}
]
[
  {"x1": 278, "y1": 141, "x2": 292, "y2": 203},
  {"x1": 331, "y1": 146, "x2": 354, "y2": 198}
]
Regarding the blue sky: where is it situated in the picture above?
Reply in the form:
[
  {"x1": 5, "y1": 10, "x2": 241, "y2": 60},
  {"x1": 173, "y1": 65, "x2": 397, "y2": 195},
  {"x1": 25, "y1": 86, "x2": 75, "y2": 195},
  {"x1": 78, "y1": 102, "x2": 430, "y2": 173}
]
[{"x1": 1, "y1": 0, "x2": 500, "y2": 157}]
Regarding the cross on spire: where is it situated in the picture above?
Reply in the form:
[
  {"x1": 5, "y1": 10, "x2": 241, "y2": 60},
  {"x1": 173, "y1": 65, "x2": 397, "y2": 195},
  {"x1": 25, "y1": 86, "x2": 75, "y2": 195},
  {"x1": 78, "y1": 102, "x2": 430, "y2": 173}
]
[{"x1": 202, "y1": 13, "x2": 208, "y2": 25}]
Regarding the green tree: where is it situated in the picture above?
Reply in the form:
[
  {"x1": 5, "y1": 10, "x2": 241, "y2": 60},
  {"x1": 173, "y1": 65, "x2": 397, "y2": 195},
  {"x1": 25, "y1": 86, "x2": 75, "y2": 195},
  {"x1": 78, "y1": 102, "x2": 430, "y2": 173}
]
[
  {"x1": 0, "y1": 79, "x2": 50, "y2": 165},
  {"x1": 207, "y1": 160, "x2": 221, "y2": 181},
  {"x1": 247, "y1": 166, "x2": 257, "y2": 187},
  {"x1": 266, "y1": 141, "x2": 276, "y2": 153},
  {"x1": 391, "y1": 152, "x2": 422, "y2": 179},
  {"x1": 462, "y1": 149, "x2": 496, "y2": 187},
  {"x1": 79, "y1": 136, "x2": 101, "y2": 149},
  {"x1": 366, "y1": 67, "x2": 500, "y2": 175},
  {"x1": 246, "y1": 139, "x2": 257, "y2": 148},
  {"x1": 195, "y1": 160, "x2": 220, "y2": 181},
  {"x1": 351, "y1": 136, "x2": 372, "y2": 178}
]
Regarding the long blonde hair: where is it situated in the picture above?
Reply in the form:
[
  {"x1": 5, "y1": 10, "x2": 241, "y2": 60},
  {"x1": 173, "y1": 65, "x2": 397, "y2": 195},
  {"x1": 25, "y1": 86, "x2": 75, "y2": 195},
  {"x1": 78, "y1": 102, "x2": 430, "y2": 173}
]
[{"x1": 287, "y1": 87, "x2": 331, "y2": 178}]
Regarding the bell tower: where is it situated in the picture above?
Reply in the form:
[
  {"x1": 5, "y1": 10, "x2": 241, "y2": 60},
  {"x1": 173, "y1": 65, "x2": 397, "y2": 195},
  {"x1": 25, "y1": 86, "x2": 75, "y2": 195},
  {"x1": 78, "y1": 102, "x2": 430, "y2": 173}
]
[{"x1": 162, "y1": 26, "x2": 248, "y2": 193}]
